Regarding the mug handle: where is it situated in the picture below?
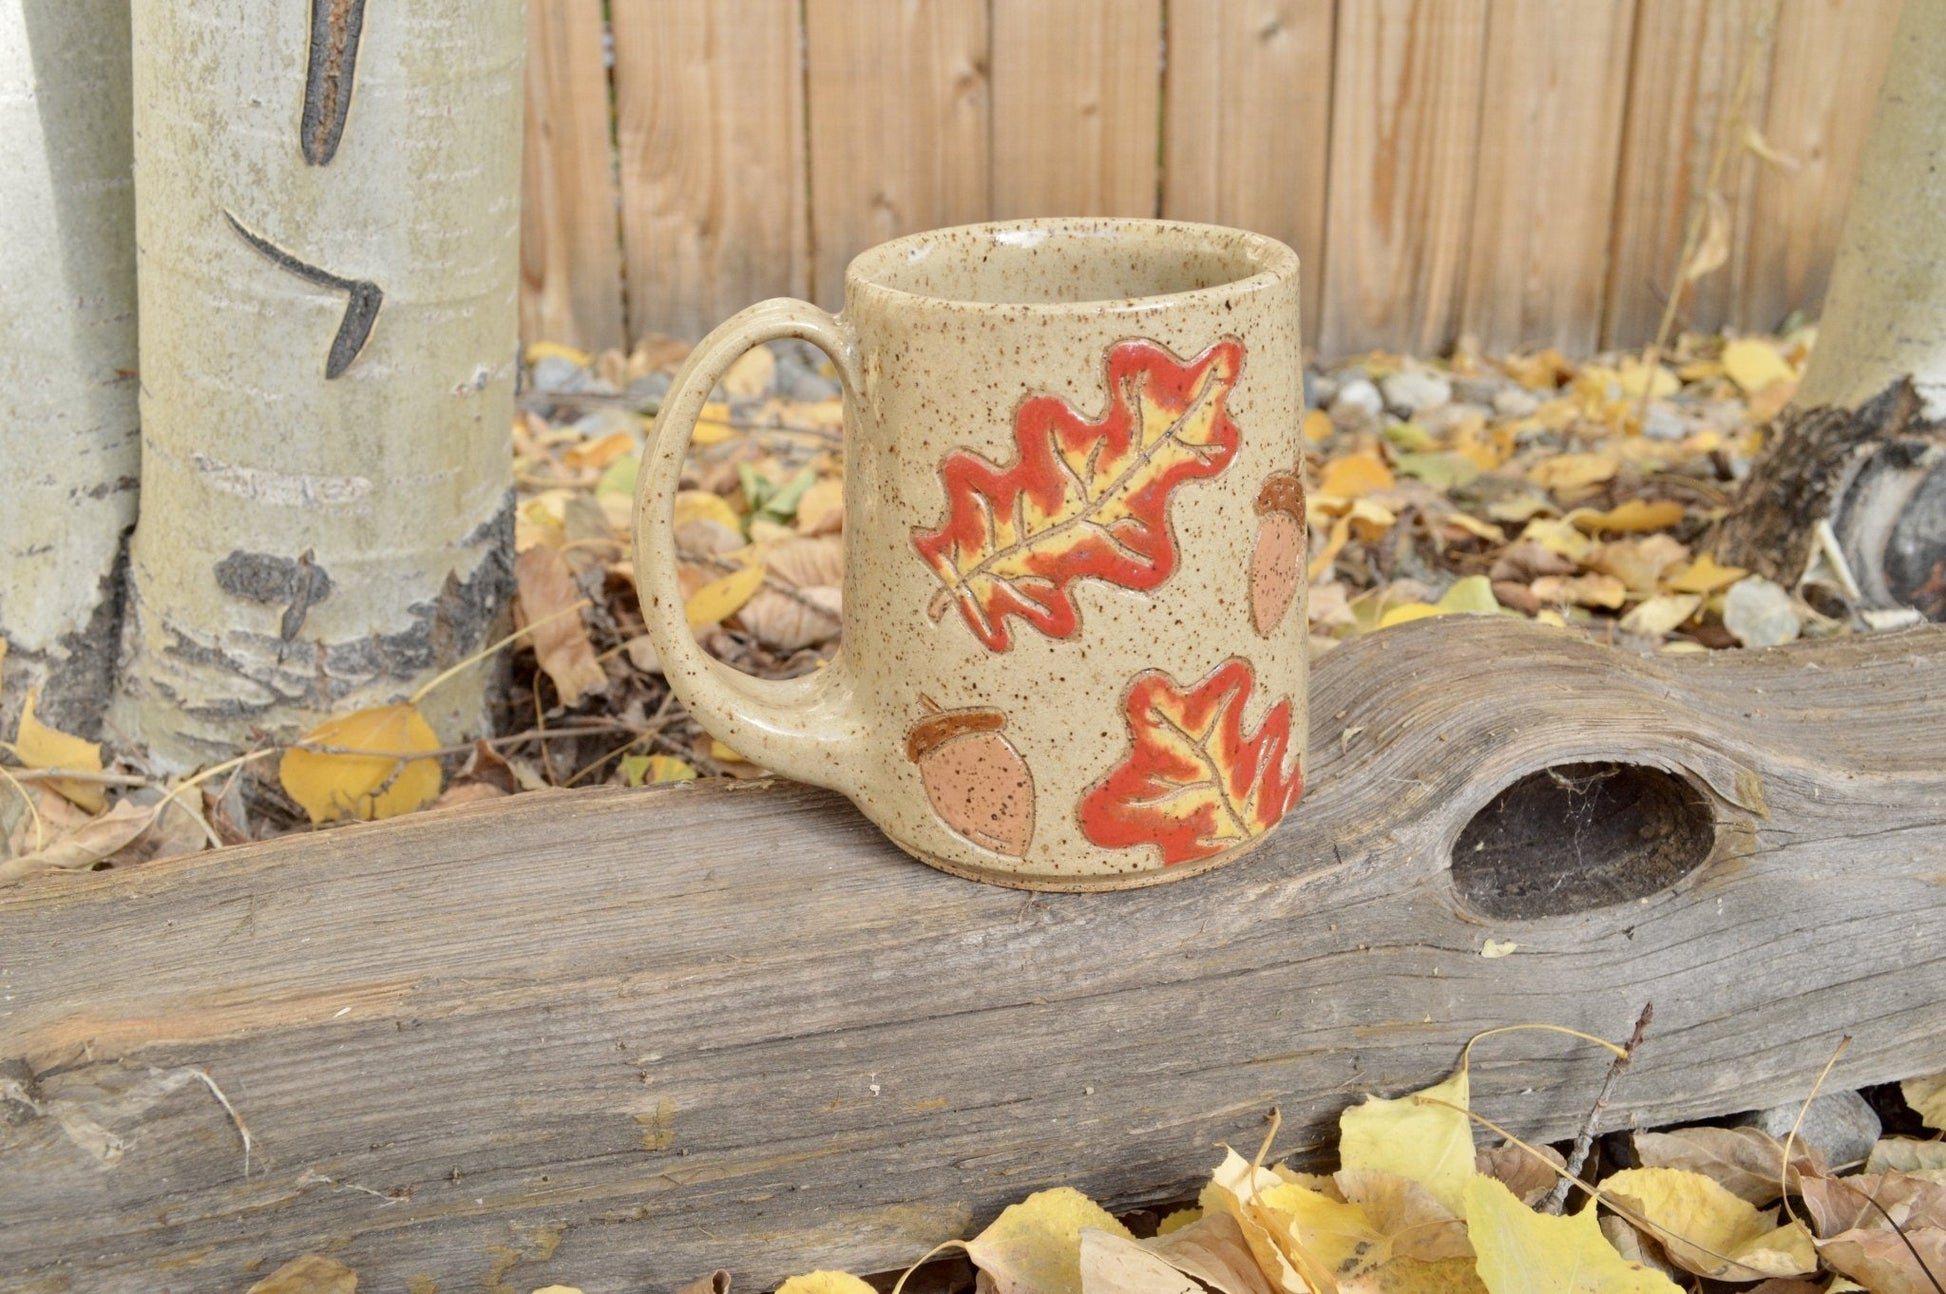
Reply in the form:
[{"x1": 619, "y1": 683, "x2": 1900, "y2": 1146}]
[{"x1": 630, "y1": 298, "x2": 866, "y2": 791}]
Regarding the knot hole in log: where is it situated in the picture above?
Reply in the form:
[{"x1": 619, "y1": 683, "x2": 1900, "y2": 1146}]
[{"x1": 1450, "y1": 762, "x2": 1716, "y2": 918}]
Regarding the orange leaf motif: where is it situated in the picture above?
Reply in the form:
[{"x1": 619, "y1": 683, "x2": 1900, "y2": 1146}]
[
  {"x1": 1079, "y1": 658, "x2": 1303, "y2": 865},
  {"x1": 912, "y1": 337, "x2": 1245, "y2": 651}
]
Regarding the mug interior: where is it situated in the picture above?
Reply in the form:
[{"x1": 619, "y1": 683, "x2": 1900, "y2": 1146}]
[{"x1": 846, "y1": 219, "x2": 1294, "y2": 308}]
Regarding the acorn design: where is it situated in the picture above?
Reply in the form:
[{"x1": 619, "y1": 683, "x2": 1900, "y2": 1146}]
[
  {"x1": 906, "y1": 697, "x2": 1036, "y2": 858},
  {"x1": 1249, "y1": 466, "x2": 1308, "y2": 635}
]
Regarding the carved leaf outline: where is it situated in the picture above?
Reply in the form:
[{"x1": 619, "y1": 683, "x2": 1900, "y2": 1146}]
[
  {"x1": 1079, "y1": 658, "x2": 1303, "y2": 866},
  {"x1": 912, "y1": 337, "x2": 1246, "y2": 651}
]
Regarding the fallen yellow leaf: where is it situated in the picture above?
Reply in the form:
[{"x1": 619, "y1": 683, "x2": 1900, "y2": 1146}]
[
  {"x1": 1722, "y1": 338, "x2": 1793, "y2": 396},
  {"x1": 966, "y1": 1187, "x2": 1133, "y2": 1294},
  {"x1": 1301, "y1": 408, "x2": 1335, "y2": 443},
  {"x1": 1438, "y1": 576, "x2": 1501, "y2": 615},
  {"x1": 280, "y1": 703, "x2": 443, "y2": 824},
  {"x1": 12, "y1": 689, "x2": 105, "y2": 812},
  {"x1": 691, "y1": 400, "x2": 737, "y2": 446},
  {"x1": 1900, "y1": 1072, "x2": 1946, "y2": 1131},
  {"x1": 674, "y1": 489, "x2": 745, "y2": 533},
  {"x1": 1465, "y1": 1176, "x2": 1682, "y2": 1294},
  {"x1": 1531, "y1": 573, "x2": 1628, "y2": 610},
  {"x1": 1620, "y1": 594, "x2": 1702, "y2": 637},
  {"x1": 1379, "y1": 603, "x2": 1443, "y2": 628},
  {"x1": 1338, "y1": 1068, "x2": 1474, "y2": 1217},
  {"x1": 1529, "y1": 452, "x2": 1621, "y2": 496},
  {"x1": 0, "y1": 798, "x2": 154, "y2": 887},
  {"x1": 1317, "y1": 452, "x2": 1395, "y2": 498},
  {"x1": 1666, "y1": 553, "x2": 1747, "y2": 594},
  {"x1": 774, "y1": 1274, "x2": 875, "y2": 1294},
  {"x1": 524, "y1": 340, "x2": 590, "y2": 368},
  {"x1": 708, "y1": 739, "x2": 749, "y2": 764},
  {"x1": 562, "y1": 430, "x2": 637, "y2": 471},
  {"x1": 1568, "y1": 500, "x2": 1686, "y2": 534},
  {"x1": 685, "y1": 555, "x2": 767, "y2": 629},
  {"x1": 1078, "y1": 1228, "x2": 1200, "y2": 1294},
  {"x1": 1518, "y1": 518, "x2": 1596, "y2": 563},
  {"x1": 1481, "y1": 939, "x2": 1517, "y2": 958},
  {"x1": 1600, "y1": 1167, "x2": 1817, "y2": 1280}
]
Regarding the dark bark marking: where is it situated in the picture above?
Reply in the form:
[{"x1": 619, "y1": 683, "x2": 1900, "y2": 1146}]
[
  {"x1": 301, "y1": 0, "x2": 368, "y2": 166},
  {"x1": 225, "y1": 211, "x2": 383, "y2": 379}
]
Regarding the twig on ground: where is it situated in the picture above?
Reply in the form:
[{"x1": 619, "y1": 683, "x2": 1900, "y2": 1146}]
[{"x1": 1544, "y1": 1002, "x2": 1653, "y2": 1214}]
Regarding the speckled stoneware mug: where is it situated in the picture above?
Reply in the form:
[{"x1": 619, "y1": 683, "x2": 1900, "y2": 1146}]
[{"x1": 632, "y1": 218, "x2": 1308, "y2": 890}]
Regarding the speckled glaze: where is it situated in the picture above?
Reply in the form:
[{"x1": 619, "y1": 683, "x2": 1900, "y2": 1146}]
[{"x1": 632, "y1": 219, "x2": 1307, "y2": 890}]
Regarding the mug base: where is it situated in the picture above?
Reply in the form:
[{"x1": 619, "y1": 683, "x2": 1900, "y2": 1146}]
[{"x1": 895, "y1": 828, "x2": 1281, "y2": 893}]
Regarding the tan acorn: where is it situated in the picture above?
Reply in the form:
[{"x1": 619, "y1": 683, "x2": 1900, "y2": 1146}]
[
  {"x1": 906, "y1": 697, "x2": 1036, "y2": 858},
  {"x1": 1249, "y1": 467, "x2": 1308, "y2": 635}
]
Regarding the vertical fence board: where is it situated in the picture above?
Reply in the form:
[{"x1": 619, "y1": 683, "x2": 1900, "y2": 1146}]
[
  {"x1": 1162, "y1": 0, "x2": 1335, "y2": 346},
  {"x1": 1319, "y1": 0, "x2": 1490, "y2": 357},
  {"x1": 1601, "y1": 0, "x2": 1776, "y2": 348},
  {"x1": 1459, "y1": 0, "x2": 1635, "y2": 354},
  {"x1": 1734, "y1": 0, "x2": 1901, "y2": 334},
  {"x1": 990, "y1": 0, "x2": 1164, "y2": 218},
  {"x1": 519, "y1": 0, "x2": 626, "y2": 352},
  {"x1": 806, "y1": 0, "x2": 991, "y2": 312},
  {"x1": 611, "y1": 0, "x2": 809, "y2": 341}
]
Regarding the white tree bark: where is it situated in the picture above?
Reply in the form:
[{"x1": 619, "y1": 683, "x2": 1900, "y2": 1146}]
[
  {"x1": 1721, "y1": 0, "x2": 1946, "y2": 611},
  {"x1": 111, "y1": 0, "x2": 524, "y2": 766},
  {"x1": 0, "y1": 0, "x2": 140, "y2": 736}
]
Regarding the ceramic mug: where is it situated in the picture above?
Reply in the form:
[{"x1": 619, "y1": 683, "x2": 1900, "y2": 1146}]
[{"x1": 631, "y1": 218, "x2": 1308, "y2": 890}]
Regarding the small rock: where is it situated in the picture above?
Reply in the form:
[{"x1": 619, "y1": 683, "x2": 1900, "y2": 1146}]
[
  {"x1": 1381, "y1": 365, "x2": 1454, "y2": 417},
  {"x1": 1735, "y1": 1089, "x2": 1880, "y2": 1169},
  {"x1": 1492, "y1": 386, "x2": 1540, "y2": 419},
  {"x1": 532, "y1": 354, "x2": 595, "y2": 396},
  {"x1": 1420, "y1": 401, "x2": 1494, "y2": 438},
  {"x1": 1451, "y1": 374, "x2": 1509, "y2": 407},
  {"x1": 1641, "y1": 402, "x2": 1688, "y2": 441},
  {"x1": 1306, "y1": 369, "x2": 1336, "y2": 408},
  {"x1": 1723, "y1": 576, "x2": 1802, "y2": 647},
  {"x1": 628, "y1": 371, "x2": 673, "y2": 408},
  {"x1": 1329, "y1": 376, "x2": 1384, "y2": 431}
]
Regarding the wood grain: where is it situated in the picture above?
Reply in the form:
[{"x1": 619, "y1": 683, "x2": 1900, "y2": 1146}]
[
  {"x1": 805, "y1": 0, "x2": 991, "y2": 312},
  {"x1": 520, "y1": 0, "x2": 627, "y2": 353},
  {"x1": 611, "y1": 0, "x2": 809, "y2": 341},
  {"x1": 1459, "y1": 0, "x2": 1636, "y2": 354},
  {"x1": 1601, "y1": 0, "x2": 1775, "y2": 347},
  {"x1": 1162, "y1": 0, "x2": 1336, "y2": 349},
  {"x1": 6, "y1": 619, "x2": 1946, "y2": 1291},
  {"x1": 1734, "y1": 0, "x2": 1902, "y2": 335},
  {"x1": 990, "y1": 0, "x2": 1164, "y2": 219},
  {"x1": 1317, "y1": 0, "x2": 1490, "y2": 358}
]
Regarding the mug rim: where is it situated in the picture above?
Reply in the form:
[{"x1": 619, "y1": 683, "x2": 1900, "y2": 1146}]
[{"x1": 843, "y1": 217, "x2": 1298, "y2": 315}]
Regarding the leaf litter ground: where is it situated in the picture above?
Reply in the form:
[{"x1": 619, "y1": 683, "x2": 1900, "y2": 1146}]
[{"x1": 9, "y1": 328, "x2": 1946, "y2": 1293}]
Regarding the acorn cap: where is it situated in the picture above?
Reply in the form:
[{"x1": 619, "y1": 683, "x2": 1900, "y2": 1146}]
[
  {"x1": 1256, "y1": 471, "x2": 1307, "y2": 524},
  {"x1": 906, "y1": 707, "x2": 1007, "y2": 763}
]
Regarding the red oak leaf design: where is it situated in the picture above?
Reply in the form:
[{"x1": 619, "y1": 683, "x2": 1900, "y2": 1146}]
[
  {"x1": 1079, "y1": 658, "x2": 1303, "y2": 866},
  {"x1": 912, "y1": 337, "x2": 1245, "y2": 651}
]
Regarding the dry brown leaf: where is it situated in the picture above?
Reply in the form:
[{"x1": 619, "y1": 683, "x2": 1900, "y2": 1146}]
[
  {"x1": 1632, "y1": 1126, "x2": 1823, "y2": 1206},
  {"x1": 1820, "y1": 1226, "x2": 1946, "y2": 1294},
  {"x1": 1800, "y1": 1169, "x2": 1946, "y2": 1237},
  {"x1": 720, "y1": 345, "x2": 775, "y2": 399},
  {"x1": 246, "y1": 1254, "x2": 358, "y2": 1294},
  {"x1": 1476, "y1": 1141, "x2": 1565, "y2": 1208},
  {"x1": 1142, "y1": 1210, "x2": 1278, "y2": 1294},
  {"x1": 739, "y1": 536, "x2": 844, "y2": 651},
  {"x1": 1078, "y1": 1228, "x2": 1199, "y2": 1294},
  {"x1": 1334, "y1": 1168, "x2": 1472, "y2": 1263},
  {"x1": 1683, "y1": 190, "x2": 1732, "y2": 282},
  {"x1": 515, "y1": 544, "x2": 607, "y2": 706},
  {"x1": 1531, "y1": 573, "x2": 1628, "y2": 610},
  {"x1": 1490, "y1": 540, "x2": 1579, "y2": 584},
  {"x1": 1591, "y1": 535, "x2": 1690, "y2": 595},
  {"x1": 0, "y1": 798, "x2": 153, "y2": 886},
  {"x1": 1528, "y1": 451, "x2": 1621, "y2": 496},
  {"x1": 795, "y1": 477, "x2": 845, "y2": 535}
]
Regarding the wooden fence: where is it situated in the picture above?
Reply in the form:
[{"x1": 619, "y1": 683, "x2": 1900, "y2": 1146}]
[{"x1": 520, "y1": 0, "x2": 1900, "y2": 359}]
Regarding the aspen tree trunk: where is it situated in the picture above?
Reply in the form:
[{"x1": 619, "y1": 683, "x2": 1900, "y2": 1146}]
[
  {"x1": 1718, "y1": 0, "x2": 1946, "y2": 614},
  {"x1": 110, "y1": 0, "x2": 524, "y2": 766},
  {"x1": 0, "y1": 0, "x2": 140, "y2": 737}
]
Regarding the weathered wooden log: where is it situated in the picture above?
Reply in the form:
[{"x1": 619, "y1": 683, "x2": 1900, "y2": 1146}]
[{"x1": 4, "y1": 617, "x2": 1945, "y2": 1293}]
